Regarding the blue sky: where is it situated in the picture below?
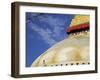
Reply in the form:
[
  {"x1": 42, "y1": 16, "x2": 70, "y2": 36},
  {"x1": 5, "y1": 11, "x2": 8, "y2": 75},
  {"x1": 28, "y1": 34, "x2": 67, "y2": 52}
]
[{"x1": 26, "y1": 12, "x2": 74, "y2": 67}]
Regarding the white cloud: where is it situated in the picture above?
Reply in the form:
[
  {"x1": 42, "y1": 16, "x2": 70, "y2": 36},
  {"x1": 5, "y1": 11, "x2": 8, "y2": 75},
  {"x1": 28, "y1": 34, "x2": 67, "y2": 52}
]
[
  {"x1": 39, "y1": 15, "x2": 64, "y2": 27},
  {"x1": 53, "y1": 26, "x2": 64, "y2": 37},
  {"x1": 27, "y1": 14, "x2": 67, "y2": 46},
  {"x1": 30, "y1": 22, "x2": 57, "y2": 46}
]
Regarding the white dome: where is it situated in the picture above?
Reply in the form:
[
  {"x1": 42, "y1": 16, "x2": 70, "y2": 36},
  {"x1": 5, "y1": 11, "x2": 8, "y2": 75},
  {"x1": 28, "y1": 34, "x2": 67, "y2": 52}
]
[{"x1": 31, "y1": 31, "x2": 89, "y2": 67}]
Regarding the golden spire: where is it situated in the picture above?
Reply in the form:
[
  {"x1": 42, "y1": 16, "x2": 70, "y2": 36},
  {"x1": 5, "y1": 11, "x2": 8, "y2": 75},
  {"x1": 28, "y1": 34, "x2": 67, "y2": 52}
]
[{"x1": 70, "y1": 15, "x2": 90, "y2": 27}]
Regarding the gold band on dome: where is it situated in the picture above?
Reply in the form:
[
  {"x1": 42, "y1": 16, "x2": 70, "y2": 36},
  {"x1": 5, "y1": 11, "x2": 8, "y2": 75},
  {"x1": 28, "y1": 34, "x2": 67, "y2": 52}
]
[{"x1": 70, "y1": 15, "x2": 90, "y2": 27}]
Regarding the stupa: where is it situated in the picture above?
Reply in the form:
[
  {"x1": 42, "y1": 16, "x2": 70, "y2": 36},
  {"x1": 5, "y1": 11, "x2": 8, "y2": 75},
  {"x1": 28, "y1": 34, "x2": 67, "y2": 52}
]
[{"x1": 31, "y1": 15, "x2": 90, "y2": 67}]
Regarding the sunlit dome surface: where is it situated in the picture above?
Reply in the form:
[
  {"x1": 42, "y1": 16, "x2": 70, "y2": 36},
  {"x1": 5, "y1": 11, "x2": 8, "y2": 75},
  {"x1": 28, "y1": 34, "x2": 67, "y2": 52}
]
[{"x1": 31, "y1": 15, "x2": 90, "y2": 67}]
